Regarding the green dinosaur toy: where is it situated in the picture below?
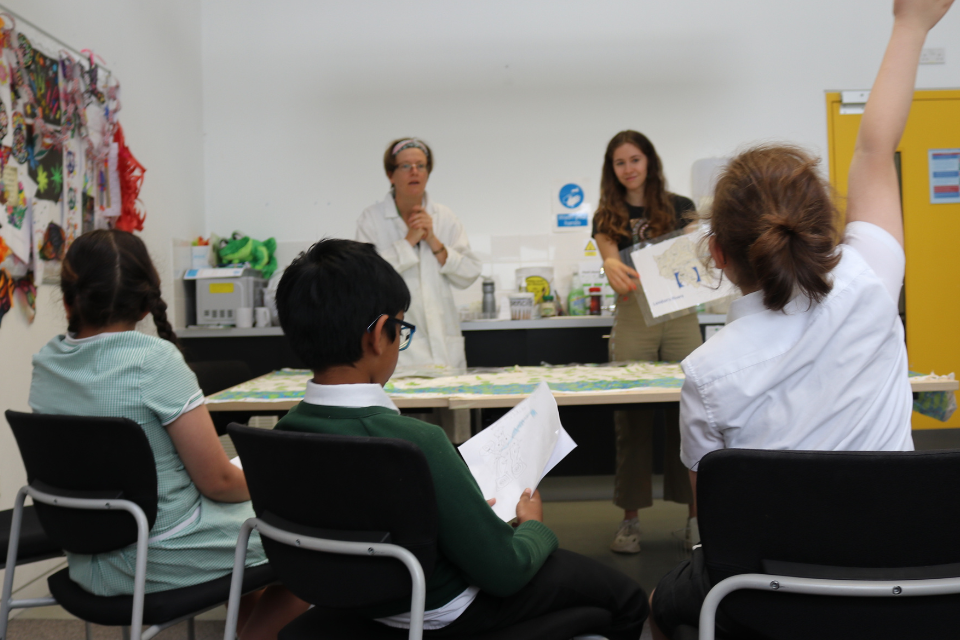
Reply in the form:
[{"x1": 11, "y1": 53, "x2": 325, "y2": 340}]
[{"x1": 217, "y1": 233, "x2": 278, "y2": 279}]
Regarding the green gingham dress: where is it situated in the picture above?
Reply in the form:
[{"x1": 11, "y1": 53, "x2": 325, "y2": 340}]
[{"x1": 29, "y1": 331, "x2": 267, "y2": 596}]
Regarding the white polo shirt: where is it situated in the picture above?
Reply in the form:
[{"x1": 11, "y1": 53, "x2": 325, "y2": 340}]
[{"x1": 680, "y1": 221, "x2": 913, "y2": 471}]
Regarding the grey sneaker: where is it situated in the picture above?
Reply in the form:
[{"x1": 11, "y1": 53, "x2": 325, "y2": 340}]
[{"x1": 610, "y1": 517, "x2": 641, "y2": 554}]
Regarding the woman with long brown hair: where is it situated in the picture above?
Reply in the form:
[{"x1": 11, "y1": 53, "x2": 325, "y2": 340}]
[{"x1": 592, "y1": 130, "x2": 701, "y2": 554}]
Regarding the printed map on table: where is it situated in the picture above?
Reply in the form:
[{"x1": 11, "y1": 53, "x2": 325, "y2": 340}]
[{"x1": 632, "y1": 231, "x2": 737, "y2": 319}]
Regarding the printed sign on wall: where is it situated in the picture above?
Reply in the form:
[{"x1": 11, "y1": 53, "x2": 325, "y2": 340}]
[
  {"x1": 552, "y1": 179, "x2": 593, "y2": 232},
  {"x1": 929, "y1": 149, "x2": 960, "y2": 204}
]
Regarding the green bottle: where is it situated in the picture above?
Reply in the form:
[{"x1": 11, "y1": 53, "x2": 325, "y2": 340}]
[{"x1": 568, "y1": 274, "x2": 587, "y2": 316}]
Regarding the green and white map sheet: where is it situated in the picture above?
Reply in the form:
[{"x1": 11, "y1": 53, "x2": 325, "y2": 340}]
[
  {"x1": 204, "y1": 364, "x2": 955, "y2": 422},
  {"x1": 204, "y1": 361, "x2": 688, "y2": 403}
]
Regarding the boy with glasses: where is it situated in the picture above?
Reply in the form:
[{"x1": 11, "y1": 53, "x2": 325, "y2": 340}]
[{"x1": 273, "y1": 238, "x2": 647, "y2": 637}]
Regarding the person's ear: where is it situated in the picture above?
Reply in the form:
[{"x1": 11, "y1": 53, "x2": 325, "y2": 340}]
[
  {"x1": 367, "y1": 314, "x2": 391, "y2": 356},
  {"x1": 709, "y1": 236, "x2": 727, "y2": 269}
]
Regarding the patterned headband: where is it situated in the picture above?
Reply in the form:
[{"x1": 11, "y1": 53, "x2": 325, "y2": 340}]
[{"x1": 391, "y1": 138, "x2": 430, "y2": 158}]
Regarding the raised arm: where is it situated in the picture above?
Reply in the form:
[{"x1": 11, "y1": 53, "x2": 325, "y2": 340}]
[{"x1": 846, "y1": 0, "x2": 954, "y2": 246}]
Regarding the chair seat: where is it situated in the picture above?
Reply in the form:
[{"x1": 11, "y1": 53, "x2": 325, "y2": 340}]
[
  {"x1": 279, "y1": 604, "x2": 612, "y2": 640},
  {"x1": 48, "y1": 562, "x2": 276, "y2": 626},
  {"x1": 0, "y1": 506, "x2": 63, "y2": 570}
]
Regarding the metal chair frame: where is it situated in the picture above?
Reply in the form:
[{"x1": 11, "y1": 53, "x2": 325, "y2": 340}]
[
  {"x1": 0, "y1": 484, "x2": 214, "y2": 640},
  {"x1": 698, "y1": 567, "x2": 960, "y2": 640},
  {"x1": 223, "y1": 517, "x2": 427, "y2": 640}
]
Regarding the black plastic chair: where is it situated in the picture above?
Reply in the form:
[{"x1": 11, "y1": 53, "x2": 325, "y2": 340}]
[
  {"x1": 223, "y1": 424, "x2": 612, "y2": 640},
  {"x1": 0, "y1": 504, "x2": 65, "y2": 628},
  {"x1": 678, "y1": 448, "x2": 960, "y2": 640},
  {"x1": 1, "y1": 410, "x2": 275, "y2": 640}
]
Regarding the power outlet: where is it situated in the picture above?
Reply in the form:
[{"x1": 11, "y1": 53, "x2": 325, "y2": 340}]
[{"x1": 920, "y1": 47, "x2": 946, "y2": 65}]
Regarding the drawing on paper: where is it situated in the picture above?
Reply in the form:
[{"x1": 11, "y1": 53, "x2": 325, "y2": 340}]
[
  {"x1": 480, "y1": 409, "x2": 537, "y2": 488},
  {"x1": 654, "y1": 236, "x2": 714, "y2": 289}
]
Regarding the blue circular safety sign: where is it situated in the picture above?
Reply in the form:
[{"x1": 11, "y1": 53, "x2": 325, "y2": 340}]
[{"x1": 558, "y1": 183, "x2": 584, "y2": 209}]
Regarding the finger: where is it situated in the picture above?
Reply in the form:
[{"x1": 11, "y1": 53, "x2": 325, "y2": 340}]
[
  {"x1": 486, "y1": 497, "x2": 497, "y2": 507},
  {"x1": 522, "y1": 488, "x2": 533, "y2": 499}
]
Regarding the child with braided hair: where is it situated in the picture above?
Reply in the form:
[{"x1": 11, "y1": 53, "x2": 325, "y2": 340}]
[{"x1": 29, "y1": 229, "x2": 307, "y2": 640}]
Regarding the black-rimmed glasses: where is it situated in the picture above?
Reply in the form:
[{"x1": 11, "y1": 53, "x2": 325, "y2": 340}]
[{"x1": 366, "y1": 314, "x2": 417, "y2": 351}]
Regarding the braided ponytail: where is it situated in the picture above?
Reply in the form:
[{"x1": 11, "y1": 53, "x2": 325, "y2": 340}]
[{"x1": 149, "y1": 291, "x2": 181, "y2": 351}]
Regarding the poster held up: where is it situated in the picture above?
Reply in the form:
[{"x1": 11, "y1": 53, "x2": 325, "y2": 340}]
[{"x1": 630, "y1": 228, "x2": 737, "y2": 323}]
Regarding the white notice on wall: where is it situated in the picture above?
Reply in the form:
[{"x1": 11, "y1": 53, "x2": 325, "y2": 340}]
[
  {"x1": 631, "y1": 230, "x2": 737, "y2": 319},
  {"x1": 458, "y1": 382, "x2": 577, "y2": 521},
  {"x1": 929, "y1": 149, "x2": 960, "y2": 204}
]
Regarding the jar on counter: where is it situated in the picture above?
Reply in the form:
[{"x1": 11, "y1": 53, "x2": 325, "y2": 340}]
[
  {"x1": 540, "y1": 294, "x2": 556, "y2": 318},
  {"x1": 588, "y1": 287, "x2": 602, "y2": 316}
]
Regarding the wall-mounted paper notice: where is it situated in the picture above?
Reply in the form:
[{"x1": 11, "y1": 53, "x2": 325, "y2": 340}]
[
  {"x1": 929, "y1": 149, "x2": 960, "y2": 204},
  {"x1": 631, "y1": 229, "x2": 737, "y2": 319},
  {"x1": 458, "y1": 382, "x2": 577, "y2": 521}
]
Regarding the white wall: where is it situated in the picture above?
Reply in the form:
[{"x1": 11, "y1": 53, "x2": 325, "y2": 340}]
[
  {"x1": 200, "y1": 1, "x2": 960, "y2": 242},
  {"x1": 0, "y1": 0, "x2": 204, "y2": 600}
]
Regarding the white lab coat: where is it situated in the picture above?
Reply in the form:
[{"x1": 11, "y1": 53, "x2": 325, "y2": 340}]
[{"x1": 356, "y1": 192, "x2": 481, "y2": 374}]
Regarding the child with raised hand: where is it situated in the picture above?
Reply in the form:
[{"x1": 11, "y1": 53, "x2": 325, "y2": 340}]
[
  {"x1": 273, "y1": 238, "x2": 647, "y2": 638},
  {"x1": 30, "y1": 229, "x2": 307, "y2": 640},
  {"x1": 648, "y1": 0, "x2": 954, "y2": 637}
]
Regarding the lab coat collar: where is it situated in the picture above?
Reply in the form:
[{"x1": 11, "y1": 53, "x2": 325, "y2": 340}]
[
  {"x1": 303, "y1": 380, "x2": 400, "y2": 413},
  {"x1": 382, "y1": 192, "x2": 431, "y2": 219}
]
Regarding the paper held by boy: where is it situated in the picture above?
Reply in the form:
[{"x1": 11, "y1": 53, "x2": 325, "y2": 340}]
[{"x1": 458, "y1": 382, "x2": 577, "y2": 522}]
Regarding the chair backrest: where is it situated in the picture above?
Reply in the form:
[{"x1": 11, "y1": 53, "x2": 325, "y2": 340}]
[
  {"x1": 4, "y1": 410, "x2": 158, "y2": 555},
  {"x1": 228, "y1": 424, "x2": 439, "y2": 609},
  {"x1": 698, "y1": 448, "x2": 960, "y2": 639}
]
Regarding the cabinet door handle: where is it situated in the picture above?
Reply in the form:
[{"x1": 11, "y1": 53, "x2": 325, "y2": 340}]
[{"x1": 601, "y1": 335, "x2": 611, "y2": 339}]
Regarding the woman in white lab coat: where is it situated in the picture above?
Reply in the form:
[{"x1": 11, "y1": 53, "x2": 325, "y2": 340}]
[{"x1": 356, "y1": 138, "x2": 481, "y2": 373}]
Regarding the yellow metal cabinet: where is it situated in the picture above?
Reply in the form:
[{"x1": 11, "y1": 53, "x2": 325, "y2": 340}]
[{"x1": 826, "y1": 90, "x2": 960, "y2": 429}]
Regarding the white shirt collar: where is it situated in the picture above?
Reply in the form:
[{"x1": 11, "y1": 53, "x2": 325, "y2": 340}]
[
  {"x1": 726, "y1": 291, "x2": 766, "y2": 324},
  {"x1": 303, "y1": 380, "x2": 400, "y2": 413}
]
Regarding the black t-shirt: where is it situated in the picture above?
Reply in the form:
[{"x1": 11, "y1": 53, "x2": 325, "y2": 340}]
[{"x1": 592, "y1": 194, "x2": 696, "y2": 251}]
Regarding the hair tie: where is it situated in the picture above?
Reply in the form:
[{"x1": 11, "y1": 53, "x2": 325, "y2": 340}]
[{"x1": 391, "y1": 138, "x2": 429, "y2": 158}]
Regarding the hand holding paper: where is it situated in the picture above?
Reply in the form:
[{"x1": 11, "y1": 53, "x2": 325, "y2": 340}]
[{"x1": 458, "y1": 382, "x2": 577, "y2": 521}]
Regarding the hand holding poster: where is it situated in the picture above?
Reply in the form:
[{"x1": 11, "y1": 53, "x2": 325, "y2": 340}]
[{"x1": 630, "y1": 229, "x2": 737, "y2": 320}]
